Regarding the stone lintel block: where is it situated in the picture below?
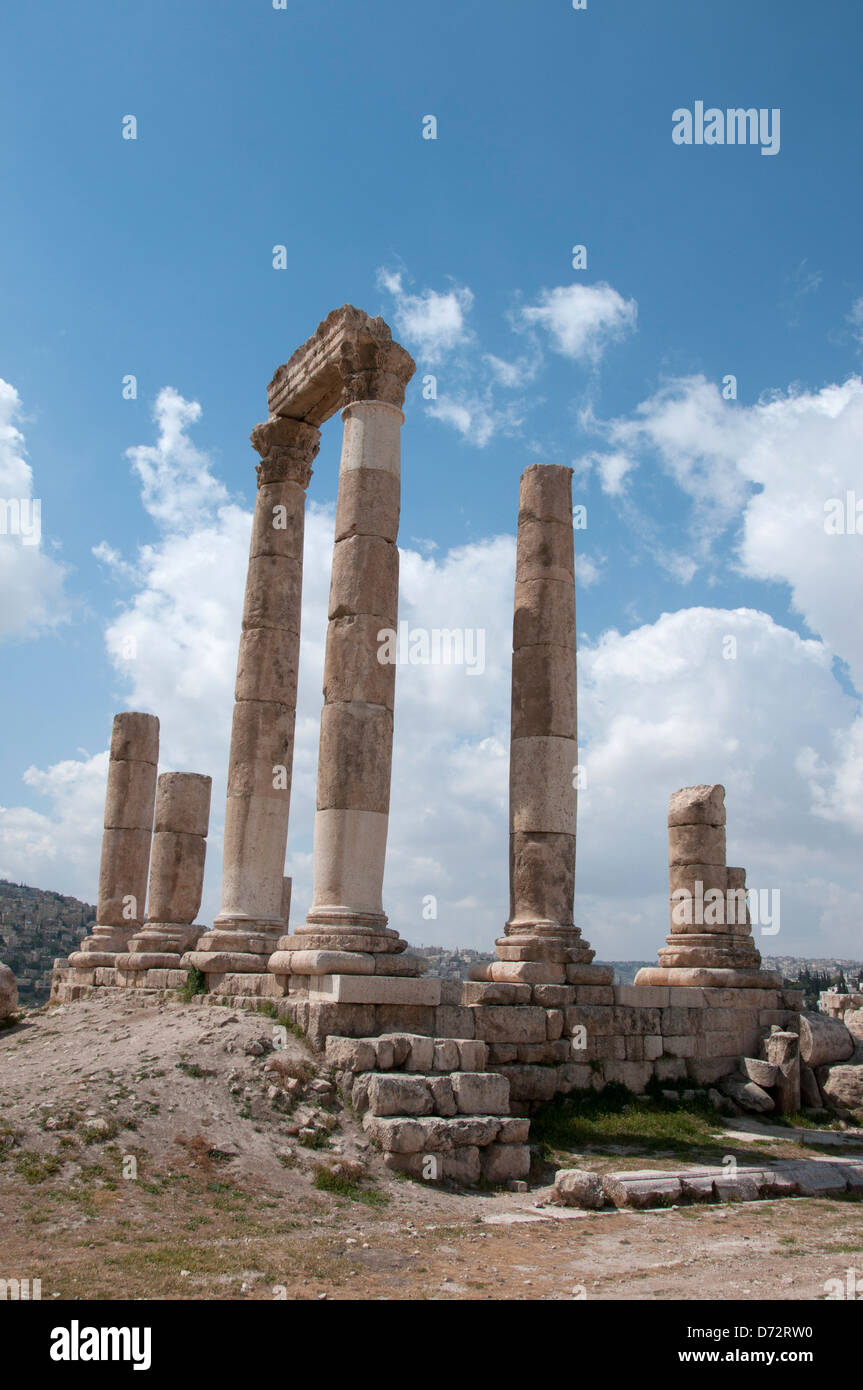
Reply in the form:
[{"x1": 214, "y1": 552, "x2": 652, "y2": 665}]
[
  {"x1": 614, "y1": 985, "x2": 671, "y2": 1007},
  {"x1": 511, "y1": 642, "x2": 577, "y2": 742},
  {"x1": 668, "y1": 823, "x2": 726, "y2": 867},
  {"x1": 242, "y1": 553, "x2": 302, "y2": 633},
  {"x1": 153, "y1": 772, "x2": 212, "y2": 837},
  {"x1": 110, "y1": 712, "x2": 159, "y2": 765},
  {"x1": 574, "y1": 985, "x2": 615, "y2": 1005},
  {"x1": 104, "y1": 758, "x2": 159, "y2": 831},
  {"x1": 471, "y1": 1005, "x2": 547, "y2": 1044},
  {"x1": 317, "y1": 705, "x2": 393, "y2": 813},
  {"x1": 323, "y1": 614, "x2": 395, "y2": 710},
  {"x1": 513, "y1": 578, "x2": 575, "y2": 652},
  {"x1": 461, "y1": 981, "x2": 532, "y2": 1006},
  {"x1": 566, "y1": 963, "x2": 614, "y2": 985},
  {"x1": 335, "y1": 466, "x2": 400, "y2": 543},
  {"x1": 668, "y1": 784, "x2": 726, "y2": 827},
  {"x1": 250, "y1": 479, "x2": 306, "y2": 561},
  {"x1": 267, "y1": 308, "x2": 415, "y2": 425},
  {"x1": 235, "y1": 627, "x2": 300, "y2": 707},
  {"x1": 434, "y1": 1005, "x2": 477, "y2": 1039},
  {"x1": 510, "y1": 736, "x2": 577, "y2": 835},
  {"x1": 515, "y1": 517, "x2": 574, "y2": 585},
  {"x1": 518, "y1": 464, "x2": 574, "y2": 527},
  {"x1": 328, "y1": 534, "x2": 398, "y2": 626},
  {"x1": 531, "y1": 984, "x2": 576, "y2": 1007},
  {"x1": 308, "y1": 974, "x2": 441, "y2": 1006},
  {"x1": 488, "y1": 960, "x2": 566, "y2": 985}
]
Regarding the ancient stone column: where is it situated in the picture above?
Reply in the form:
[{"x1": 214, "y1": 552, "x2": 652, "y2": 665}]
[
  {"x1": 116, "y1": 772, "x2": 212, "y2": 974},
  {"x1": 187, "y1": 417, "x2": 319, "y2": 980},
  {"x1": 68, "y1": 713, "x2": 159, "y2": 968},
  {"x1": 481, "y1": 464, "x2": 608, "y2": 986},
  {"x1": 300, "y1": 397, "x2": 404, "y2": 946},
  {"x1": 635, "y1": 784, "x2": 782, "y2": 988}
]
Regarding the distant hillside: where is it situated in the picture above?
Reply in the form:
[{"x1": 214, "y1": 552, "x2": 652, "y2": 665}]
[{"x1": 0, "y1": 879, "x2": 96, "y2": 1005}]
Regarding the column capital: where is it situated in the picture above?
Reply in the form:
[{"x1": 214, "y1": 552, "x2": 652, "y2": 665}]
[
  {"x1": 250, "y1": 417, "x2": 321, "y2": 488},
  {"x1": 340, "y1": 338, "x2": 416, "y2": 412}
]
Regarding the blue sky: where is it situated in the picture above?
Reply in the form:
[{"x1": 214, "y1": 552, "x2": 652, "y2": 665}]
[{"x1": 2, "y1": 0, "x2": 863, "y2": 960}]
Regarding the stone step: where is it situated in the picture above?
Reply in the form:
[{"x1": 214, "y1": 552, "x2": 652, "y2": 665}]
[
  {"x1": 353, "y1": 1069, "x2": 511, "y2": 1119},
  {"x1": 325, "y1": 1032, "x2": 487, "y2": 1075}
]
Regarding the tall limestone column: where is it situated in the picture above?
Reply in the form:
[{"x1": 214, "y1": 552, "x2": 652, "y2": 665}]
[
  {"x1": 479, "y1": 465, "x2": 609, "y2": 987},
  {"x1": 635, "y1": 784, "x2": 782, "y2": 989},
  {"x1": 68, "y1": 712, "x2": 159, "y2": 970},
  {"x1": 116, "y1": 772, "x2": 212, "y2": 978},
  {"x1": 187, "y1": 416, "x2": 320, "y2": 982}
]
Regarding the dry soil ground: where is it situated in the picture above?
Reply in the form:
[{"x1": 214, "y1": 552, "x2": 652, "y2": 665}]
[{"x1": 1, "y1": 993, "x2": 861, "y2": 1301}]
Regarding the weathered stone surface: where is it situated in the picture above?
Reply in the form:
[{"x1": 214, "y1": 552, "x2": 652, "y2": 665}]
[
  {"x1": 235, "y1": 627, "x2": 299, "y2": 706},
  {"x1": 763, "y1": 1029, "x2": 801, "y2": 1115},
  {"x1": 797, "y1": 1011, "x2": 855, "y2": 1067},
  {"x1": 0, "y1": 962, "x2": 18, "y2": 1018},
  {"x1": 511, "y1": 642, "x2": 577, "y2": 740},
  {"x1": 741, "y1": 1057, "x2": 778, "y2": 1088},
  {"x1": 720, "y1": 1074, "x2": 775, "y2": 1113},
  {"x1": 510, "y1": 737, "x2": 578, "y2": 836},
  {"x1": 109, "y1": 711, "x2": 159, "y2": 765},
  {"x1": 451, "y1": 1072, "x2": 510, "y2": 1115},
  {"x1": 603, "y1": 1171, "x2": 683, "y2": 1209},
  {"x1": 554, "y1": 1168, "x2": 605, "y2": 1209},
  {"x1": 513, "y1": 579, "x2": 576, "y2": 651},
  {"x1": 328, "y1": 534, "x2": 398, "y2": 625},
  {"x1": 668, "y1": 824, "x2": 726, "y2": 867},
  {"x1": 517, "y1": 463, "x2": 574, "y2": 527},
  {"x1": 462, "y1": 981, "x2": 532, "y2": 1006},
  {"x1": 308, "y1": 974, "x2": 440, "y2": 1006},
  {"x1": 323, "y1": 615, "x2": 396, "y2": 710},
  {"x1": 480, "y1": 1143, "x2": 530, "y2": 1183},
  {"x1": 820, "y1": 1047, "x2": 863, "y2": 1112},
  {"x1": 472, "y1": 1006, "x2": 548, "y2": 1044},
  {"x1": 267, "y1": 307, "x2": 415, "y2": 425},
  {"x1": 668, "y1": 784, "x2": 726, "y2": 827},
  {"x1": 334, "y1": 465, "x2": 401, "y2": 544},
  {"x1": 317, "y1": 704, "x2": 393, "y2": 813}
]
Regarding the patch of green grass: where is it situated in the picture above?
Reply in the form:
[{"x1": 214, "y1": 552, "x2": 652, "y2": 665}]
[
  {"x1": 299, "y1": 1129, "x2": 331, "y2": 1150},
  {"x1": 14, "y1": 1150, "x2": 63, "y2": 1184},
  {"x1": 180, "y1": 966, "x2": 208, "y2": 1002},
  {"x1": 312, "y1": 1166, "x2": 388, "y2": 1208},
  {"x1": 532, "y1": 1084, "x2": 720, "y2": 1158},
  {"x1": 176, "y1": 1060, "x2": 207, "y2": 1079}
]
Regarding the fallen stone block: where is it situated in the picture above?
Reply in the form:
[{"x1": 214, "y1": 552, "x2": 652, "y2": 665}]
[
  {"x1": 720, "y1": 1075, "x2": 775, "y2": 1113},
  {"x1": 742, "y1": 1057, "x2": 778, "y2": 1088},
  {"x1": 603, "y1": 1171, "x2": 682, "y2": 1209},
  {"x1": 554, "y1": 1168, "x2": 605, "y2": 1209}
]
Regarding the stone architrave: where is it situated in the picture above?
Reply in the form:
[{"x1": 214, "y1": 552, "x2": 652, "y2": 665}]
[
  {"x1": 68, "y1": 713, "x2": 159, "y2": 968},
  {"x1": 635, "y1": 784, "x2": 782, "y2": 989},
  {"x1": 116, "y1": 772, "x2": 212, "y2": 973},
  {"x1": 186, "y1": 413, "x2": 320, "y2": 980},
  {"x1": 480, "y1": 464, "x2": 609, "y2": 987}
]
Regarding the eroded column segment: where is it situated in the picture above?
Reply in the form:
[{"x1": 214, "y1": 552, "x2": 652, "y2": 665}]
[
  {"x1": 635, "y1": 784, "x2": 782, "y2": 989},
  {"x1": 117, "y1": 771, "x2": 212, "y2": 974},
  {"x1": 68, "y1": 713, "x2": 159, "y2": 968}
]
